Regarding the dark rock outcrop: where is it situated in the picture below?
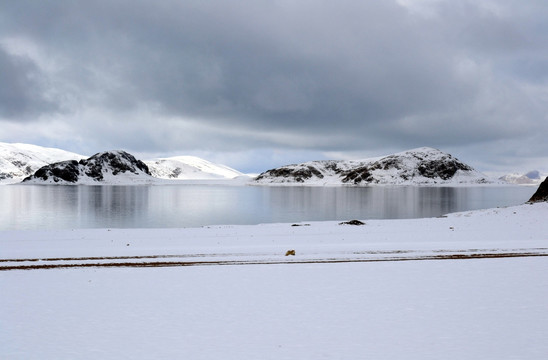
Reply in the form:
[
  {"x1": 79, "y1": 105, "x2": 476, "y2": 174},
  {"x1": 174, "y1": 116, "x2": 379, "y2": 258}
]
[
  {"x1": 83, "y1": 151, "x2": 150, "y2": 181},
  {"x1": 256, "y1": 165, "x2": 325, "y2": 183},
  {"x1": 341, "y1": 166, "x2": 376, "y2": 184},
  {"x1": 23, "y1": 150, "x2": 151, "y2": 184},
  {"x1": 528, "y1": 177, "x2": 548, "y2": 202},
  {"x1": 339, "y1": 220, "x2": 366, "y2": 226},
  {"x1": 32, "y1": 160, "x2": 81, "y2": 183}
]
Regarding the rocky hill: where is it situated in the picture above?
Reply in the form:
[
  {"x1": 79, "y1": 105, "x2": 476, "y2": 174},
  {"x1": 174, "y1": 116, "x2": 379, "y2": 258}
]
[
  {"x1": 22, "y1": 151, "x2": 153, "y2": 185},
  {"x1": 0, "y1": 142, "x2": 85, "y2": 184},
  {"x1": 254, "y1": 147, "x2": 492, "y2": 186}
]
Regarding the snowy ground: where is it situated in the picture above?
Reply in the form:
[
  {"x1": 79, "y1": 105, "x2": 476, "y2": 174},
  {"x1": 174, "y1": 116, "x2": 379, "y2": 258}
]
[{"x1": 1, "y1": 203, "x2": 548, "y2": 359}]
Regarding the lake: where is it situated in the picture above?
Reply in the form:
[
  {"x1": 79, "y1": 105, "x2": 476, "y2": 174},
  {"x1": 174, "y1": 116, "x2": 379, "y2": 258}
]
[{"x1": 0, "y1": 184, "x2": 537, "y2": 230}]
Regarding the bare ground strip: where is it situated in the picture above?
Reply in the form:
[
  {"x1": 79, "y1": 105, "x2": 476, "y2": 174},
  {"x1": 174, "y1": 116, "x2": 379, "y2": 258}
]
[{"x1": 1, "y1": 248, "x2": 547, "y2": 271}]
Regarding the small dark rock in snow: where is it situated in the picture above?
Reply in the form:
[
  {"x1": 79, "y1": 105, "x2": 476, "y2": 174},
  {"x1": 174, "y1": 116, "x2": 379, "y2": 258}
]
[{"x1": 339, "y1": 220, "x2": 366, "y2": 226}]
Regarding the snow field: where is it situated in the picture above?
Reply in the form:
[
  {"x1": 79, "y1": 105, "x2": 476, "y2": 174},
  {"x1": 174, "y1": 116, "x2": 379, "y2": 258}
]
[{"x1": 1, "y1": 258, "x2": 547, "y2": 359}]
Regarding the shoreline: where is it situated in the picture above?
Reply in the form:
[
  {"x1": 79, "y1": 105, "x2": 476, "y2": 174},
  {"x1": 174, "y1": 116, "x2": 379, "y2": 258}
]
[{"x1": 3, "y1": 202, "x2": 547, "y2": 269}]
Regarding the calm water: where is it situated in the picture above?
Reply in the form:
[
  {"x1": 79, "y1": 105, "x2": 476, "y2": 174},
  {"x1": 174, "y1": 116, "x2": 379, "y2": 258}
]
[{"x1": 0, "y1": 185, "x2": 536, "y2": 230}]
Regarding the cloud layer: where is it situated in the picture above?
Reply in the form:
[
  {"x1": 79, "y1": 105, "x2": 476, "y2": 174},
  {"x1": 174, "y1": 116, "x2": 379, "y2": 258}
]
[{"x1": 1, "y1": 0, "x2": 547, "y2": 173}]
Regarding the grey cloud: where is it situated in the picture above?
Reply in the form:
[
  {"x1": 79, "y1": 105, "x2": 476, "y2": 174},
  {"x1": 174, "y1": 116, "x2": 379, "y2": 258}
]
[
  {"x1": 3, "y1": 1, "x2": 464, "y2": 119},
  {"x1": 0, "y1": 47, "x2": 57, "y2": 119}
]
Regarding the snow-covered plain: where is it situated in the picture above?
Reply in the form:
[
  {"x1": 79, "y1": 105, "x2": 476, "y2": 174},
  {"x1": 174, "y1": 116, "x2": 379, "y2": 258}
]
[{"x1": 1, "y1": 203, "x2": 548, "y2": 359}]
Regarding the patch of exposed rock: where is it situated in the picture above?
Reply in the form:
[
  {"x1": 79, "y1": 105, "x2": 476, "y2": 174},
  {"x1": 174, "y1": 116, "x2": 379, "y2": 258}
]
[
  {"x1": 256, "y1": 164, "x2": 326, "y2": 183},
  {"x1": 528, "y1": 176, "x2": 548, "y2": 202}
]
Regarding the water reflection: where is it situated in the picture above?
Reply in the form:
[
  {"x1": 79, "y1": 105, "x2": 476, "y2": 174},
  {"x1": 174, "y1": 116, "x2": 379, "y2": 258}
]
[
  {"x1": 0, "y1": 185, "x2": 536, "y2": 230},
  {"x1": 76, "y1": 186, "x2": 150, "y2": 228},
  {"x1": 267, "y1": 187, "x2": 464, "y2": 220}
]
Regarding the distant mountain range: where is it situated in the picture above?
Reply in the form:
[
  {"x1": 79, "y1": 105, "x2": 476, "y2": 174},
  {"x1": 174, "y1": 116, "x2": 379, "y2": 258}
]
[
  {"x1": 0, "y1": 142, "x2": 244, "y2": 184},
  {"x1": 0, "y1": 142, "x2": 540, "y2": 186},
  {"x1": 254, "y1": 147, "x2": 495, "y2": 185}
]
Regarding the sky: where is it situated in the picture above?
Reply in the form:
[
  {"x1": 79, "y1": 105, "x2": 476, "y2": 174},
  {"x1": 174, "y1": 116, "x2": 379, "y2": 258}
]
[{"x1": 0, "y1": 0, "x2": 547, "y2": 175}]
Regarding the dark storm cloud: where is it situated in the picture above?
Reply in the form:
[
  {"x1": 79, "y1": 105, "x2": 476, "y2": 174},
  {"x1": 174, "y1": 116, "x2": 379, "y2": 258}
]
[
  {"x1": 0, "y1": 0, "x2": 547, "y2": 172},
  {"x1": 0, "y1": 47, "x2": 57, "y2": 118}
]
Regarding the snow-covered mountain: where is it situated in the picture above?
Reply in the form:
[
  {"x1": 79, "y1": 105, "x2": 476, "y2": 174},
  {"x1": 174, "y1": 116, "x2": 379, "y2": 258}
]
[
  {"x1": 254, "y1": 147, "x2": 493, "y2": 186},
  {"x1": 145, "y1": 156, "x2": 243, "y2": 180},
  {"x1": 0, "y1": 142, "x2": 85, "y2": 184},
  {"x1": 0, "y1": 142, "x2": 247, "y2": 184},
  {"x1": 22, "y1": 151, "x2": 154, "y2": 185},
  {"x1": 499, "y1": 170, "x2": 545, "y2": 185}
]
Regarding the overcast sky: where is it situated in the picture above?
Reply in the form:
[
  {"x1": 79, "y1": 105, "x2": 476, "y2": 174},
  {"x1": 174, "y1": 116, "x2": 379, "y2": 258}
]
[{"x1": 1, "y1": 0, "x2": 547, "y2": 174}]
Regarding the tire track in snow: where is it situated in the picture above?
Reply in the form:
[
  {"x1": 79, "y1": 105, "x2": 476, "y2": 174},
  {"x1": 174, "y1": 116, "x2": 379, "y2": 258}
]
[{"x1": 2, "y1": 248, "x2": 548, "y2": 271}]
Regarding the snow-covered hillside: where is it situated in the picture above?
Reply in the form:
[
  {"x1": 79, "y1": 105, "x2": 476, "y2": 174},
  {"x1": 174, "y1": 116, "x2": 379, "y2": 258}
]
[
  {"x1": 22, "y1": 151, "x2": 154, "y2": 185},
  {"x1": 499, "y1": 170, "x2": 545, "y2": 185},
  {"x1": 0, "y1": 142, "x2": 85, "y2": 184},
  {"x1": 255, "y1": 147, "x2": 493, "y2": 186},
  {"x1": 146, "y1": 156, "x2": 243, "y2": 180}
]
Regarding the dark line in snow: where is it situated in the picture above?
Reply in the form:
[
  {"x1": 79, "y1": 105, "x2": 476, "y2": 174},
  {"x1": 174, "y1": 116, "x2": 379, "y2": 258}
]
[{"x1": 1, "y1": 252, "x2": 547, "y2": 271}]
